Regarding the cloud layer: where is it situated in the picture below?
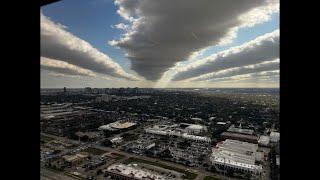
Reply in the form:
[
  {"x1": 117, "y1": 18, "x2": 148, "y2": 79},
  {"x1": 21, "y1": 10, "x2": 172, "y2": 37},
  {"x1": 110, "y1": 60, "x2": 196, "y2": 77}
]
[
  {"x1": 110, "y1": 0, "x2": 279, "y2": 81},
  {"x1": 41, "y1": 13, "x2": 138, "y2": 81},
  {"x1": 190, "y1": 59, "x2": 279, "y2": 82},
  {"x1": 208, "y1": 70, "x2": 279, "y2": 83},
  {"x1": 41, "y1": 57, "x2": 97, "y2": 77},
  {"x1": 172, "y1": 29, "x2": 279, "y2": 81}
]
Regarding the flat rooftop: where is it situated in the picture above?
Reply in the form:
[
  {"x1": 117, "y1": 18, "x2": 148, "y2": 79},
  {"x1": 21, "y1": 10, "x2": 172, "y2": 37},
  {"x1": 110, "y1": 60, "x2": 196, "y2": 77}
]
[
  {"x1": 258, "y1": 135, "x2": 270, "y2": 145},
  {"x1": 99, "y1": 121, "x2": 136, "y2": 131},
  {"x1": 211, "y1": 139, "x2": 262, "y2": 172},
  {"x1": 105, "y1": 163, "x2": 171, "y2": 180},
  {"x1": 227, "y1": 125, "x2": 254, "y2": 135},
  {"x1": 145, "y1": 124, "x2": 211, "y2": 142},
  {"x1": 111, "y1": 122, "x2": 136, "y2": 129},
  {"x1": 270, "y1": 131, "x2": 280, "y2": 138},
  {"x1": 221, "y1": 132, "x2": 258, "y2": 142}
]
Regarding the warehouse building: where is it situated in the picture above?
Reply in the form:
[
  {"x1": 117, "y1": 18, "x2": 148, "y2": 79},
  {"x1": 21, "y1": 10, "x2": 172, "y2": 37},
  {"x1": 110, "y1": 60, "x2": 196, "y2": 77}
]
[
  {"x1": 103, "y1": 163, "x2": 176, "y2": 180},
  {"x1": 62, "y1": 152, "x2": 89, "y2": 167},
  {"x1": 270, "y1": 132, "x2": 280, "y2": 143},
  {"x1": 221, "y1": 132, "x2": 258, "y2": 143},
  {"x1": 210, "y1": 139, "x2": 262, "y2": 175},
  {"x1": 99, "y1": 121, "x2": 137, "y2": 131},
  {"x1": 145, "y1": 124, "x2": 211, "y2": 143},
  {"x1": 184, "y1": 124, "x2": 207, "y2": 135},
  {"x1": 110, "y1": 136, "x2": 123, "y2": 144},
  {"x1": 258, "y1": 135, "x2": 270, "y2": 147},
  {"x1": 227, "y1": 124, "x2": 254, "y2": 135}
]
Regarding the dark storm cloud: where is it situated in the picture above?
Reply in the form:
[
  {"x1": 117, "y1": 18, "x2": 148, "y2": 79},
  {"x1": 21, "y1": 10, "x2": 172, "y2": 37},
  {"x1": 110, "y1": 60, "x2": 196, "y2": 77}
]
[{"x1": 110, "y1": 0, "x2": 279, "y2": 81}]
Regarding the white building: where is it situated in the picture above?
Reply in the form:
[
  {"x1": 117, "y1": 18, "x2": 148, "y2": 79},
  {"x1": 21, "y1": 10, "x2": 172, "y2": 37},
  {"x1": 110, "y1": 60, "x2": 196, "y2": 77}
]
[
  {"x1": 145, "y1": 125, "x2": 211, "y2": 143},
  {"x1": 104, "y1": 163, "x2": 177, "y2": 180},
  {"x1": 191, "y1": 117, "x2": 202, "y2": 122},
  {"x1": 185, "y1": 124, "x2": 206, "y2": 134},
  {"x1": 258, "y1": 135, "x2": 270, "y2": 146},
  {"x1": 98, "y1": 121, "x2": 136, "y2": 131},
  {"x1": 210, "y1": 139, "x2": 262, "y2": 175},
  {"x1": 227, "y1": 125, "x2": 254, "y2": 135},
  {"x1": 270, "y1": 132, "x2": 280, "y2": 143},
  {"x1": 110, "y1": 136, "x2": 123, "y2": 144},
  {"x1": 216, "y1": 122, "x2": 227, "y2": 125}
]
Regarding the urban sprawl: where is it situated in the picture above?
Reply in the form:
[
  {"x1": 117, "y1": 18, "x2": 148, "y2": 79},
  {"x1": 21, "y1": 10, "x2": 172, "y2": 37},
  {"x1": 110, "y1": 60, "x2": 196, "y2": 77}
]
[{"x1": 40, "y1": 87, "x2": 280, "y2": 180}]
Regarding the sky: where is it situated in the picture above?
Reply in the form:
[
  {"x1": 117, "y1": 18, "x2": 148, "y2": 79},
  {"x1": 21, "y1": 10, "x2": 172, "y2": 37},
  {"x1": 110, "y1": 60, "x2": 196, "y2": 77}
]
[{"x1": 41, "y1": 0, "x2": 279, "y2": 88}]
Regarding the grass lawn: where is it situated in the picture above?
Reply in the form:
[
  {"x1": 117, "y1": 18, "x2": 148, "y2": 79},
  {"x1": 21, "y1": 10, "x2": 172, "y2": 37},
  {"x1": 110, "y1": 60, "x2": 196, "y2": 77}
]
[{"x1": 123, "y1": 157, "x2": 197, "y2": 179}]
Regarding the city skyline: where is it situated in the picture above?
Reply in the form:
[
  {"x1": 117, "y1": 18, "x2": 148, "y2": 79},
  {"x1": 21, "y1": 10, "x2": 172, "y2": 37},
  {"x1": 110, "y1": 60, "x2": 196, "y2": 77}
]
[{"x1": 41, "y1": 0, "x2": 279, "y2": 88}]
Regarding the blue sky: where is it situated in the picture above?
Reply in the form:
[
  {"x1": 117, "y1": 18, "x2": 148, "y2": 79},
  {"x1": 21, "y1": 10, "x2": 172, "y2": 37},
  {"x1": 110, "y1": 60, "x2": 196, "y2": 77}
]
[
  {"x1": 42, "y1": 0, "x2": 132, "y2": 70},
  {"x1": 41, "y1": 0, "x2": 279, "y2": 88}
]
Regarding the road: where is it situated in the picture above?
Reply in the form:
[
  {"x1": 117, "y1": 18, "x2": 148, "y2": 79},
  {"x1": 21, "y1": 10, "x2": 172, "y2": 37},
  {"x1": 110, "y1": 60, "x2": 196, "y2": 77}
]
[
  {"x1": 41, "y1": 168, "x2": 76, "y2": 180},
  {"x1": 41, "y1": 133, "x2": 237, "y2": 180},
  {"x1": 92, "y1": 144, "x2": 236, "y2": 180}
]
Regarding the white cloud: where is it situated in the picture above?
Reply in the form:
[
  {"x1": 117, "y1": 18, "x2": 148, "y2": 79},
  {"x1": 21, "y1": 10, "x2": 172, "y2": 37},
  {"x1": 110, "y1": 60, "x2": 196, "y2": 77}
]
[
  {"x1": 110, "y1": 0, "x2": 279, "y2": 81},
  {"x1": 111, "y1": 23, "x2": 129, "y2": 30},
  {"x1": 172, "y1": 30, "x2": 279, "y2": 81},
  {"x1": 190, "y1": 59, "x2": 279, "y2": 82},
  {"x1": 41, "y1": 12, "x2": 139, "y2": 81},
  {"x1": 41, "y1": 57, "x2": 97, "y2": 77},
  {"x1": 208, "y1": 70, "x2": 279, "y2": 83}
]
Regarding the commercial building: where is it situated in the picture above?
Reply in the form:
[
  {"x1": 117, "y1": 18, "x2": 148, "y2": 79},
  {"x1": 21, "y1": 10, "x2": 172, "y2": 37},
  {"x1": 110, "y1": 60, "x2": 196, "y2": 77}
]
[
  {"x1": 276, "y1": 155, "x2": 280, "y2": 167},
  {"x1": 104, "y1": 163, "x2": 175, "y2": 180},
  {"x1": 270, "y1": 132, "x2": 280, "y2": 143},
  {"x1": 41, "y1": 103, "x2": 101, "y2": 137},
  {"x1": 221, "y1": 132, "x2": 258, "y2": 143},
  {"x1": 184, "y1": 124, "x2": 207, "y2": 135},
  {"x1": 258, "y1": 135, "x2": 270, "y2": 146},
  {"x1": 44, "y1": 140, "x2": 74, "y2": 151},
  {"x1": 62, "y1": 153, "x2": 89, "y2": 166},
  {"x1": 99, "y1": 121, "x2": 137, "y2": 131},
  {"x1": 127, "y1": 140, "x2": 156, "y2": 154},
  {"x1": 190, "y1": 117, "x2": 202, "y2": 122},
  {"x1": 210, "y1": 139, "x2": 262, "y2": 175},
  {"x1": 227, "y1": 125, "x2": 254, "y2": 135},
  {"x1": 216, "y1": 122, "x2": 227, "y2": 126},
  {"x1": 40, "y1": 103, "x2": 74, "y2": 120},
  {"x1": 145, "y1": 124, "x2": 211, "y2": 143},
  {"x1": 83, "y1": 156, "x2": 105, "y2": 171},
  {"x1": 110, "y1": 136, "x2": 123, "y2": 144},
  {"x1": 75, "y1": 131, "x2": 100, "y2": 141}
]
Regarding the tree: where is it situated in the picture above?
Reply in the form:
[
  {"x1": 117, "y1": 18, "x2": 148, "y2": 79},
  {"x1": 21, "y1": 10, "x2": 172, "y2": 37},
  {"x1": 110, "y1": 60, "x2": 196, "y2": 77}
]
[
  {"x1": 81, "y1": 135, "x2": 89, "y2": 142},
  {"x1": 159, "y1": 149, "x2": 172, "y2": 159},
  {"x1": 102, "y1": 139, "x2": 112, "y2": 147},
  {"x1": 96, "y1": 169, "x2": 103, "y2": 175}
]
